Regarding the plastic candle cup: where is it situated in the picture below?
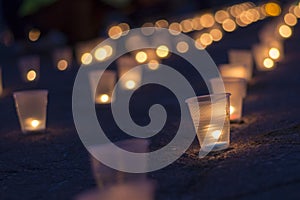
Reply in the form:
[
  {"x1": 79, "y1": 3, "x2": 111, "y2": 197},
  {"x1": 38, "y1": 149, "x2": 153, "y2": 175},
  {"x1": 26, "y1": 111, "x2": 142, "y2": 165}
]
[
  {"x1": 13, "y1": 90, "x2": 48, "y2": 134},
  {"x1": 89, "y1": 70, "x2": 116, "y2": 104},
  {"x1": 18, "y1": 55, "x2": 40, "y2": 82},
  {"x1": 117, "y1": 55, "x2": 142, "y2": 90},
  {"x1": 219, "y1": 64, "x2": 248, "y2": 80},
  {"x1": 228, "y1": 49, "x2": 253, "y2": 81},
  {"x1": 210, "y1": 77, "x2": 247, "y2": 122},
  {"x1": 88, "y1": 139, "x2": 148, "y2": 189},
  {"x1": 186, "y1": 93, "x2": 231, "y2": 152}
]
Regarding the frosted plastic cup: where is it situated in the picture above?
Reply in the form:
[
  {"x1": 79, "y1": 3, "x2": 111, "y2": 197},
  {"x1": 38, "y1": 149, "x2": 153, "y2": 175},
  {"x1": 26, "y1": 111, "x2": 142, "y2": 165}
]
[
  {"x1": 88, "y1": 139, "x2": 149, "y2": 189},
  {"x1": 228, "y1": 49, "x2": 253, "y2": 81},
  {"x1": 186, "y1": 93, "x2": 231, "y2": 152},
  {"x1": 13, "y1": 90, "x2": 48, "y2": 134},
  {"x1": 210, "y1": 77, "x2": 247, "y2": 122}
]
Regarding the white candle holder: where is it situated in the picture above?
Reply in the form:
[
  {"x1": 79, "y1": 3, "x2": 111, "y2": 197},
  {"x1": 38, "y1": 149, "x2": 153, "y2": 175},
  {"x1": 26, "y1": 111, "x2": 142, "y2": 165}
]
[
  {"x1": 186, "y1": 93, "x2": 231, "y2": 152},
  {"x1": 88, "y1": 70, "x2": 116, "y2": 104},
  {"x1": 13, "y1": 90, "x2": 48, "y2": 134},
  {"x1": 210, "y1": 77, "x2": 247, "y2": 122},
  {"x1": 18, "y1": 55, "x2": 40, "y2": 82},
  {"x1": 52, "y1": 46, "x2": 73, "y2": 71},
  {"x1": 228, "y1": 49, "x2": 253, "y2": 81},
  {"x1": 88, "y1": 139, "x2": 148, "y2": 188},
  {"x1": 117, "y1": 55, "x2": 142, "y2": 90},
  {"x1": 0, "y1": 68, "x2": 3, "y2": 96},
  {"x1": 219, "y1": 64, "x2": 248, "y2": 80},
  {"x1": 252, "y1": 44, "x2": 277, "y2": 71}
]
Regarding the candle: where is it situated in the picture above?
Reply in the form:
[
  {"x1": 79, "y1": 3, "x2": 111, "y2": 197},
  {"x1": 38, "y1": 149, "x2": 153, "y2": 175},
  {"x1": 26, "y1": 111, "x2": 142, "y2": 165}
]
[
  {"x1": 252, "y1": 44, "x2": 276, "y2": 71},
  {"x1": 0, "y1": 68, "x2": 3, "y2": 96},
  {"x1": 18, "y1": 55, "x2": 40, "y2": 82},
  {"x1": 75, "y1": 38, "x2": 103, "y2": 65},
  {"x1": 117, "y1": 55, "x2": 142, "y2": 90},
  {"x1": 228, "y1": 49, "x2": 253, "y2": 81},
  {"x1": 186, "y1": 93, "x2": 230, "y2": 152},
  {"x1": 88, "y1": 70, "x2": 116, "y2": 104},
  {"x1": 210, "y1": 77, "x2": 247, "y2": 122},
  {"x1": 13, "y1": 90, "x2": 48, "y2": 134},
  {"x1": 219, "y1": 64, "x2": 248, "y2": 80},
  {"x1": 52, "y1": 47, "x2": 72, "y2": 71}
]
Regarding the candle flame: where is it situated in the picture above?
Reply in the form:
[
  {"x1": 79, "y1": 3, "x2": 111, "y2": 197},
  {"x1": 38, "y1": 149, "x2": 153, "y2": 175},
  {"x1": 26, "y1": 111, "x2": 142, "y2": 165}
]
[
  {"x1": 99, "y1": 94, "x2": 109, "y2": 103},
  {"x1": 230, "y1": 106, "x2": 235, "y2": 115},
  {"x1": 31, "y1": 120, "x2": 40, "y2": 128}
]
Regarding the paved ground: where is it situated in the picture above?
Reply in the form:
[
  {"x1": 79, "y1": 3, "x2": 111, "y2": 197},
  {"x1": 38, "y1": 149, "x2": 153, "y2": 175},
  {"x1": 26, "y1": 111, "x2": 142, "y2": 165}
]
[{"x1": 0, "y1": 18, "x2": 300, "y2": 199}]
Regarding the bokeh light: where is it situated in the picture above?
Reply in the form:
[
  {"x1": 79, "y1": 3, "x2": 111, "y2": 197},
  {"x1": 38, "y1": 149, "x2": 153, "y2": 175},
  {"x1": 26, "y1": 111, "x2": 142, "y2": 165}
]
[
  {"x1": 81, "y1": 53, "x2": 93, "y2": 65},
  {"x1": 125, "y1": 80, "x2": 136, "y2": 90},
  {"x1": 148, "y1": 60, "x2": 160, "y2": 70},
  {"x1": 57, "y1": 59, "x2": 68, "y2": 71},
  {"x1": 135, "y1": 51, "x2": 148, "y2": 63},
  {"x1": 284, "y1": 13, "x2": 297, "y2": 26},
  {"x1": 215, "y1": 10, "x2": 230, "y2": 24},
  {"x1": 210, "y1": 29, "x2": 223, "y2": 42},
  {"x1": 156, "y1": 45, "x2": 169, "y2": 58},
  {"x1": 28, "y1": 29, "x2": 41, "y2": 42},
  {"x1": 263, "y1": 58, "x2": 274, "y2": 69},
  {"x1": 264, "y1": 2, "x2": 281, "y2": 16},
  {"x1": 26, "y1": 70, "x2": 37, "y2": 81},
  {"x1": 199, "y1": 33, "x2": 213, "y2": 46},
  {"x1": 176, "y1": 41, "x2": 189, "y2": 53},
  {"x1": 155, "y1": 19, "x2": 169, "y2": 28},
  {"x1": 268, "y1": 48, "x2": 280, "y2": 60},
  {"x1": 95, "y1": 47, "x2": 107, "y2": 61},
  {"x1": 141, "y1": 22, "x2": 155, "y2": 36},
  {"x1": 119, "y1": 23, "x2": 130, "y2": 36},
  {"x1": 278, "y1": 24, "x2": 292, "y2": 38},
  {"x1": 99, "y1": 94, "x2": 109, "y2": 103},
  {"x1": 222, "y1": 19, "x2": 237, "y2": 32},
  {"x1": 168, "y1": 22, "x2": 182, "y2": 35},
  {"x1": 180, "y1": 19, "x2": 193, "y2": 33},
  {"x1": 108, "y1": 25, "x2": 122, "y2": 39},
  {"x1": 200, "y1": 13, "x2": 215, "y2": 28}
]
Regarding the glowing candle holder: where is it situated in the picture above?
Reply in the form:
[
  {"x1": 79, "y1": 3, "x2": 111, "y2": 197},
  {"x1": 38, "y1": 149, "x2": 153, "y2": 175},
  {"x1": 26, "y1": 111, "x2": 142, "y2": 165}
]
[
  {"x1": 219, "y1": 64, "x2": 248, "y2": 80},
  {"x1": 228, "y1": 49, "x2": 253, "y2": 81},
  {"x1": 186, "y1": 93, "x2": 230, "y2": 152},
  {"x1": 89, "y1": 139, "x2": 148, "y2": 188},
  {"x1": 52, "y1": 47, "x2": 73, "y2": 71},
  {"x1": 252, "y1": 44, "x2": 276, "y2": 71},
  {"x1": 88, "y1": 70, "x2": 116, "y2": 104},
  {"x1": 210, "y1": 77, "x2": 247, "y2": 122},
  {"x1": 18, "y1": 55, "x2": 40, "y2": 82},
  {"x1": 117, "y1": 55, "x2": 142, "y2": 90},
  {"x1": 13, "y1": 90, "x2": 48, "y2": 134},
  {"x1": 0, "y1": 68, "x2": 3, "y2": 96}
]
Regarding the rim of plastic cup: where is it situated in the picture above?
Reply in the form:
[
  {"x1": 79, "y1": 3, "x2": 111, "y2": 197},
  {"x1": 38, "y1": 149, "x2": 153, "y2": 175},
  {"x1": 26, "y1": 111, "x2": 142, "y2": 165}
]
[
  {"x1": 13, "y1": 90, "x2": 48, "y2": 98},
  {"x1": 185, "y1": 93, "x2": 231, "y2": 104}
]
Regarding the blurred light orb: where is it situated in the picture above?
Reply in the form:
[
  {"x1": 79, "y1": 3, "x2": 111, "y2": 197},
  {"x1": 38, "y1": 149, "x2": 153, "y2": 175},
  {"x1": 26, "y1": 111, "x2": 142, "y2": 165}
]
[
  {"x1": 81, "y1": 53, "x2": 93, "y2": 65},
  {"x1": 200, "y1": 33, "x2": 213, "y2": 46},
  {"x1": 108, "y1": 26, "x2": 122, "y2": 39},
  {"x1": 135, "y1": 51, "x2": 147, "y2": 63},
  {"x1": 26, "y1": 70, "x2": 37, "y2": 81},
  {"x1": 155, "y1": 19, "x2": 169, "y2": 28},
  {"x1": 141, "y1": 22, "x2": 155, "y2": 36},
  {"x1": 103, "y1": 45, "x2": 113, "y2": 57},
  {"x1": 279, "y1": 25, "x2": 292, "y2": 38},
  {"x1": 200, "y1": 13, "x2": 215, "y2": 28},
  {"x1": 31, "y1": 120, "x2": 40, "y2": 128},
  {"x1": 176, "y1": 41, "x2": 189, "y2": 53},
  {"x1": 263, "y1": 58, "x2": 274, "y2": 69},
  {"x1": 95, "y1": 47, "x2": 107, "y2": 61},
  {"x1": 180, "y1": 19, "x2": 193, "y2": 33},
  {"x1": 264, "y1": 2, "x2": 281, "y2": 16},
  {"x1": 148, "y1": 60, "x2": 160, "y2": 70},
  {"x1": 215, "y1": 10, "x2": 230, "y2": 24},
  {"x1": 125, "y1": 80, "x2": 136, "y2": 89},
  {"x1": 269, "y1": 48, "x2": 280, "y2": 60},
  {"x1": 168, "y1": 22, "x2": 182, "y2": 35},
  {"x1": 230, "y1": 106, "x2": 235, "y2": 115},
  {"x1": 284, "y1": 13, "x2": 297, "y2": 26},
  {"x1": 57, "y1": 59, "x2": 68, "y2": 71},
  {"x1": 28, "y1": 29, "x2": 41, "y2": 42},
  {"x1": 210, "y1": 29, "x2": 223, "y2": 41},
  {"x1": 118, "y1": 23, "x2": 130, "y2": 35},
  {"x1": 156, "y1": 45, "x2": 169, "y2": 58},
  {"x1": 222, "y1": 19, "x2": 237, "y2": 32},
  {"x1": 194, "y1": 38, "x2": 206, "y2": 50},
  {"x1": 192, "y1": 17, "x2": 203, "y2": 30},
  {"x1": 99, "y1": 94, "x2": 109, "y2": 103},
  {"x1": 293, "y1": 5, "x2": 300, "y2": 18}
]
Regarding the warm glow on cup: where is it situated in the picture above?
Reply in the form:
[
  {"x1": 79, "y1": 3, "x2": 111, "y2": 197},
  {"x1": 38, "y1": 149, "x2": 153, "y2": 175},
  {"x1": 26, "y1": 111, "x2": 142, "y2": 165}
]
[
  {"x1": 89, "y1": 139, "x2": 149, "y2": 189},
  {"x1": 186, "y1": 93, "x2": 231, "y2": 152},
  {"x1": 0, "y1": 68, "x2": 3, "y2": 96},
  {"x1": 13, "y1": 90, "x2": 48, "y2": 134},
  {"x1": 210, "y1": 77, "x2": 247, "y2": 122},
  {"x1": 53, "y1": 47, "x2": 72, "y2": 71},
  {"x1": 252, "y1": 44, "x2": 276, "y2": 71},
  {"x1": 228, "y1": 49, "x2": 253, "y2": 81},
  {"x1": 18, "y1": 55, "x2": 40, "y2": 82},
  {"x1": 117, "y1": 55, "x2": 142, "y2": 90},
  {"x1": 89, "y1": 70, "x2": 116, "y2": 104},
  {"x1": 219, "y1": 64, "x2": 248, "y2": 80},
  {"x1": 75, "y1": 38, "x2": 103, "y2": 65}
]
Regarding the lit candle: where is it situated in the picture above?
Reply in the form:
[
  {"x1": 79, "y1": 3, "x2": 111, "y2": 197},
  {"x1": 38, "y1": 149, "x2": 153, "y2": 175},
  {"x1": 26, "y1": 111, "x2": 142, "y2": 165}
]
[
  {"x1": 117, "y1": 55, "x2": 142, "y2": 90},
  {"x1": 89, "y1": 70, "x2": 116, "y2": 104},
  {"x1": 219, "y1": 64, "x2": 248, "y2": 80},
  {"x1": 13, "y1": 90, "x2": 48, "y2": 134},
  {"x1": 75, "y1": 38, "x2": 103, "y2": 65},
  {"x1": 186, "y1": 93, "x2": 230, "y2": 152},
  {"x1": 210, "y1": 77, "x2": 247, "y2": 122},
  {"x1": 252, "y1": 44, "x2": 276, "y2": 71},
  {"x1": 18, "y1": 55, "x2": 40, "y2": 82},
  {"x1": 228, "y1": 49, "x2": 253, "y2": 81}
]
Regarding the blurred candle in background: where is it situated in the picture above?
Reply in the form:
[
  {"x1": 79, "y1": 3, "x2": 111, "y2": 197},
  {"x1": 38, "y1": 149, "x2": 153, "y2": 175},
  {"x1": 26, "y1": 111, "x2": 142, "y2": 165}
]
[
  {"x1": 210, "y1": 77, "x2": 247, "y2": 122},
  {"x1": 252, "y1": 44, "x2": 276, "y2": 71},
  {"x1": 228, "y1": 49, "x2": 253, "y2": 81},
  {"x1": 0, "y1": 68, "x2": 3, "y2": 96},
  {"x1": 219, "y1": 64, "x2": 248, "y2": 80},
  {"x1": 13, "y1": 90, "x2": 48, "y2": 134},
  {"x1": 117, "y1": 55, "x2": 142, "y2": 90},
  {"x1": 18, "y1": 55, "x2": 40, "y2": 82},
  {"x1": 89, "y1": 70, "x2": 116, "y2": 104},
  {"x1": 53, "y1": 46, "x2": 73, "y2": 71}
]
